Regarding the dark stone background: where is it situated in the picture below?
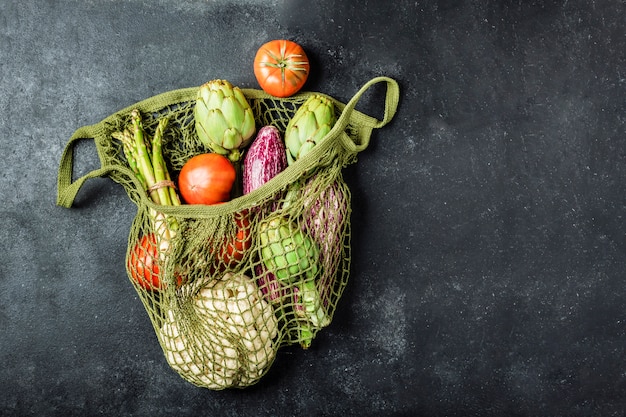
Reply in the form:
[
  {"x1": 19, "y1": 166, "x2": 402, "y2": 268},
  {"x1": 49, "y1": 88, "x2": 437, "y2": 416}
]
[{"x1": 1, "y1": 1, "x2": 625, "y2": 416}]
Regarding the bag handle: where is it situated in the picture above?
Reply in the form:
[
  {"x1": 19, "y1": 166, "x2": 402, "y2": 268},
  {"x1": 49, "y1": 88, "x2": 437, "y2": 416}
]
[
  {"x1": 333, "y1": 76, "x2": 400, "y2": 153},
  {"x1": 56, "y1": 126, "x2": 137, "y2": 208},
  {"x1": 57, "y1": 78, "x2": 399, "y2": 209}
]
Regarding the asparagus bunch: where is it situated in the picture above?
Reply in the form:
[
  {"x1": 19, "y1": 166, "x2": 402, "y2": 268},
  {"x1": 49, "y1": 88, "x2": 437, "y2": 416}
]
[{"x1": 112, "y1": 110, "x2": 181, "y2": 253}]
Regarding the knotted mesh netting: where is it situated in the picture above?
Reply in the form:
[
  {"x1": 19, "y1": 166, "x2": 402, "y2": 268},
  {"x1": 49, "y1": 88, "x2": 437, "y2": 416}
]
[{"x1": 57, "y1": 77, "x2": 399, "y2": 389}]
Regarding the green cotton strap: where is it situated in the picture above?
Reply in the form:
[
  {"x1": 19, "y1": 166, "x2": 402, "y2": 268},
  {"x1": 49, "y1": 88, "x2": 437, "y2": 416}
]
[
  {"x1": 56, "y1": 125, "x2": 139, "y2": 208},
  {"x1": 333, "y1": 76, "x2": 400, "y2": 154},
  {"x1": 56, "y1": 126, "x2": 100, "y2": 208}
]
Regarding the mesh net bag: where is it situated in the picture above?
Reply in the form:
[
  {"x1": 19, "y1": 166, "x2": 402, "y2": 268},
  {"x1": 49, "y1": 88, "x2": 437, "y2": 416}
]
[{"x1": 57, "y1": 76, "x2": 399, "y2": 389}]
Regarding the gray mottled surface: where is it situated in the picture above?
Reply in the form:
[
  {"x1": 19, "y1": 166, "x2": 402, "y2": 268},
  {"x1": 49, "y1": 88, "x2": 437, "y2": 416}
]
[{"x1": 1, "y1": 1, "x2": 626, "y2": 416}]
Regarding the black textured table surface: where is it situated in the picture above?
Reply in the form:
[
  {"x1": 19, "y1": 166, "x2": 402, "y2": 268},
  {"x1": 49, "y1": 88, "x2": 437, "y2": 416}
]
[{"x1": 2, "y1": 1, "x2": 625, "y2": 416}]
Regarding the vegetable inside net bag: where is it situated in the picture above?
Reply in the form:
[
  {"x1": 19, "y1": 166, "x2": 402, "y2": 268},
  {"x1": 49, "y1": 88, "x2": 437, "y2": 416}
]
[{"x1": 57, "y1": 76, "x2": 399, "y2": 389}]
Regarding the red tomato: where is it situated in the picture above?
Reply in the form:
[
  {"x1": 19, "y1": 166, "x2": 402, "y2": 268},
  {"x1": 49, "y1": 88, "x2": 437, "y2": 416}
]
[
  {"x1": 254, "y1": 39, "x2": 310, "y2": 98},
  {"x1": 178, "y1": 153, "x2": 236, "y2": 205},
  {"x1": 128, "y1": 233, "x2": 161, "y2": 290},
  {"x1": 218, "y1": 211, "x2": 252, "y2": 268}
]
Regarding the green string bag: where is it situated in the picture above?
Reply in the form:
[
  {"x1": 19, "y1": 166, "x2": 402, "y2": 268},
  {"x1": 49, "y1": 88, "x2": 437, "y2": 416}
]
[{"x1": 57, "y1": 76, "x2": 399, "y2": 389}]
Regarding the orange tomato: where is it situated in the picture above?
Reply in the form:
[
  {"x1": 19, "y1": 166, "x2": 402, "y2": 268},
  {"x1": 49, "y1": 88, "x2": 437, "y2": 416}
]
[
  {"x1": 178, "y1": 153, "x2": 236, "y2": 205},
  {"x1": 128, "y1": 233, "x2": 161, "y2": 290},
  {"x1": 254, "y1": 39, "x2": 310, "y2": 98},
  {"x1": 217, "y1": 211, "x2": 252, "y2": 268}
]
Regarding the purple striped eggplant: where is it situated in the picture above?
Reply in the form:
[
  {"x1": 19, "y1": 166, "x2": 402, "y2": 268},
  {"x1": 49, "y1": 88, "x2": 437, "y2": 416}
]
[
  {"x1": 254, "y1": 264, "x2": 285, "y2": 304},
  {"x1": 302, "y1": 179, "x2": 349, "y2": 264},
  {"x1": 242, "y1": 125, "x2": 287, "y2": 194},
  {"x1": 301, "y1": 178, "x2": 349, "y2": 308}
]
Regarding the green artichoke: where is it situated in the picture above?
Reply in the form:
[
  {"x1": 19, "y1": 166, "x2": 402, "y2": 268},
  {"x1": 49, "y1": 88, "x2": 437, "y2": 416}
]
[
  {"x1": 284, "y1": 95, "x2": 336, "y2": 165},
  {"x1": 194, "y1": 79, "x2": 256, "y2": 162},
  {"x1": 258, "y1": 216, "x2": 319, "y2": 283}
]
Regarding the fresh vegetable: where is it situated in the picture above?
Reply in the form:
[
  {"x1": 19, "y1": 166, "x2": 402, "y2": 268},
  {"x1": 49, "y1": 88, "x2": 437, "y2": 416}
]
[
  {"x1": 302, "y1": 179, "x2": 348, "y2": 266},
  {"x1": 112, "y1": 110, "x2": 181, "y2": 208},
  {"x1": 258, "y1": 216, "x2": 319, "y2": 283},
  {"x1": 160, "y1": 308, "x2": 240, "y2": 389},
  {"x1": 253, "y1": 39, "x2": 310, "y2": 98},
  {"x1": 128, "y1": 233, "x2": 161, "y2": 290},
  {"x1": 294, "y1": 276, "x2": 330, "y2": 328},
  {"x1": 254, "y1": 265, "x2": 285, "y2": 304},
  {"x1": 178, "y1": 153, "x2": 236, "y2": 205},
  {"x1": 284, "y1": 95, "x2": 336, "y2": 164},
  {"x1": 160, "y1": 272, "x2": 278, "y2": 389},
  {"x1": 242, "y1": 126, "x2": 287, "y2": 194},
  {"x1": 217, "y1": 210, "x2": 252, "y2": 268},
  {"x1": 197, "y1": 272, "x2": 278, "y2": 386},
  {"x1": 301, "y1": 179, "x2": 349, "y2": 312},
  {"x1": 292, "y1": 278, "x2": 331, "y2": 348},
  {"x1": 194, "y1": 79, "x2": 256, "y2": 162}
]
